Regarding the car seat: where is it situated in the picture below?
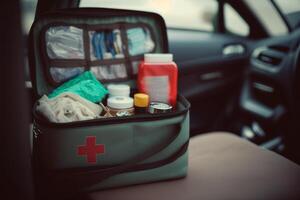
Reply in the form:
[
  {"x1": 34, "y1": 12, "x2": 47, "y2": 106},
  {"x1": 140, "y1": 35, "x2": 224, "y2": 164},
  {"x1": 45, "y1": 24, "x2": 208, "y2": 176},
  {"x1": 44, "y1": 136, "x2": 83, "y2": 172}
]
[{"x1": 89, "y1": 133, "x2": 300, "y2": 200}]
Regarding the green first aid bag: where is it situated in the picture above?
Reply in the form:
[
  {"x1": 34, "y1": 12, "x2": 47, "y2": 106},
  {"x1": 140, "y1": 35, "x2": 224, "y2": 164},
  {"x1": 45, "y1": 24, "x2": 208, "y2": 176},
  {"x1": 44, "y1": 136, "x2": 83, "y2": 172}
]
[{"x1": 29, "y1": 8, "x2": 190, "y2": 199}]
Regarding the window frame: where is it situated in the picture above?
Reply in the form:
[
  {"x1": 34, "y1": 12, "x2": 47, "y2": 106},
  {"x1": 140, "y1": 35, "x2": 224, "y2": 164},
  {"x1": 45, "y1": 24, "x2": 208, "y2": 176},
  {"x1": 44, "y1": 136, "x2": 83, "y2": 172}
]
[
  {"x1": 36, "y1": 0, "x2": 282, "y2": 39},
  {"x1": 212, "y1": 0, "x2": 259, "y2": 38},
  {"x1": 270, "y1": 0, "x2": 292, "y2": 32},
  {"x1": 222, "y1": 0, "x2": 270, "y2": 39},
  {"x1": 223, "y1": 2, "x2": 251, "y2": 37}
]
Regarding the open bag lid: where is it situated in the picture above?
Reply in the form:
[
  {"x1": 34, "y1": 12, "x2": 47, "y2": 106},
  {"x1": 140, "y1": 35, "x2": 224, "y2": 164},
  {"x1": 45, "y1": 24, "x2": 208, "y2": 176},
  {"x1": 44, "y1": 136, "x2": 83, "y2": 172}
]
[{"x1": 28, "y1": 8, "x2": 168, "y2": 98}]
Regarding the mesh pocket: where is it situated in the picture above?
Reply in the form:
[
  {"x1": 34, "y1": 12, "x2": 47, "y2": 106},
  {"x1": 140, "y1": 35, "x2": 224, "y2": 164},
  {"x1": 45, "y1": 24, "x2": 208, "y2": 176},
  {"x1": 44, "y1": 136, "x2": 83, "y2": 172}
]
[
  {"x1": 91, "y1": 63, "x2": 127, "y2": 81},
  {"x1": 89, "y1": 29, "x2": 124, "y2": 61},
  {"x1": 46, "y1": 26, "x2": 84, "y2": 59}
]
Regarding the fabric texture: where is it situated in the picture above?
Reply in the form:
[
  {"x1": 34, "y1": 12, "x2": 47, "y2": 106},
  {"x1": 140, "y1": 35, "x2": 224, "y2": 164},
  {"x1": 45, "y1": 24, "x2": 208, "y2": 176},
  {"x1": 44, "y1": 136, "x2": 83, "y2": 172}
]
[
  {"x1": 36, "y1": 92, "x2": 102, "y2": 123},
  {"x1": 48, "y1": 71, "x2": 108, "y2": 103},
  {"x1": 89, "y1": 133, "x2": 300, "y2": 200}
]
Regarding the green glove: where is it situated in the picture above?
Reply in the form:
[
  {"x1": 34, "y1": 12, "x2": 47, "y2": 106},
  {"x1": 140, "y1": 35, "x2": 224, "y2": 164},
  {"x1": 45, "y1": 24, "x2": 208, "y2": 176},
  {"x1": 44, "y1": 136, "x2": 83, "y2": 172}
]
[{"x1": 49, "y1": 71, "x2": 108, "y2": 103}]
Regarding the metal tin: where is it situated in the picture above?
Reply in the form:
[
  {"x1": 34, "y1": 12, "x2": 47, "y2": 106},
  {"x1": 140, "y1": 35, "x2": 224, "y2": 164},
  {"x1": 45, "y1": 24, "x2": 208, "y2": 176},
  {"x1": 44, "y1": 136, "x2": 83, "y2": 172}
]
[{"x1": 148, "y1": 102, "x2": 173, "y2": 114}]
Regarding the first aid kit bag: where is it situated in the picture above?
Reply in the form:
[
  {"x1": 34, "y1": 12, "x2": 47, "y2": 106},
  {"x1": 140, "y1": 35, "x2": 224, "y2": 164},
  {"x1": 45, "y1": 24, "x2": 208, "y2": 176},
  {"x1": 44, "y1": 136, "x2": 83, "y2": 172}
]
[{"x1": 29, "y1": 8, "x2": 190, "y2": 199}]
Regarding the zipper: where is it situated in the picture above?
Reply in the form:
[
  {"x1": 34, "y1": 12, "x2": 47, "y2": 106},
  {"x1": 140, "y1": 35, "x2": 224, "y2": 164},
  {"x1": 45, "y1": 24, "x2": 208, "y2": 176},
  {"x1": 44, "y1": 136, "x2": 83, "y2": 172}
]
[
  {"x1": 34, "y1": 95, "x2": 190, "y2": 128},
  {"x1": 32, "y1": 8, "x2": 178, "y2": 129},
  {"x1": 39, "y1": 8, "x2": 163, "y2": 20},
  {"x1": 31, "y1": 7, "x2": 168, "y2": 95},
  {"x1": 32, "y1": 122, "x2": 41, "y2": 139},
  {"x1": 34, "y1": 105, "x2": 188, "y2": 128},
  {"x1": 35, "y1": 8, "x2": 168, "y2": 51}
]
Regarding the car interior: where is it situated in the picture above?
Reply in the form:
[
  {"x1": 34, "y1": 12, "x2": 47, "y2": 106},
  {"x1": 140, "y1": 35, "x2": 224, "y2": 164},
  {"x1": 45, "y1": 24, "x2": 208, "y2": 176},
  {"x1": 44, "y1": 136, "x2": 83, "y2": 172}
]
[{"x1": 1, "y1": 0, "x2": 300, "y2": 199}]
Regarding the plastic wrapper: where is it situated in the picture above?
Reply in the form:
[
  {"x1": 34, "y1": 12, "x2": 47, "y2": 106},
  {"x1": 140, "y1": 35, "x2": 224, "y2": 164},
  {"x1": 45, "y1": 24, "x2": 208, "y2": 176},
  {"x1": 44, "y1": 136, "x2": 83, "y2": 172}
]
[
  {"x1": 127, "y1": 27, "x2": 155, "y2": 56},
  {"x1": 46, "y1": 26, "x2": 84, "y2": 59},
  {"x1": 50, "y1": 67, "x2": 85, "y2": 83},
  {"x1": 91, "y1": 64, "x2": 127, "y2": 80},
  {"x1": 90, "y1": 29, "x2": 124, "y2": 60}
]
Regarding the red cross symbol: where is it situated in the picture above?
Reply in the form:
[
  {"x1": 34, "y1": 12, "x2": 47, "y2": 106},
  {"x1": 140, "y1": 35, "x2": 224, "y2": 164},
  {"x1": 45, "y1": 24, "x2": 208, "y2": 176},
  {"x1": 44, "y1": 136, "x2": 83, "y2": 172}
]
[{"x1": 77, "y1": 136, "x2": 105, "y2": 163}]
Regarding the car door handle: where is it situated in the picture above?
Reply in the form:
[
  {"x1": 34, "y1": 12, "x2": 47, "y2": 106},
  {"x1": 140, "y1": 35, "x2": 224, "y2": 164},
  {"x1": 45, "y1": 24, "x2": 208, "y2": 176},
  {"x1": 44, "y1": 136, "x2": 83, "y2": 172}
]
[
  {"x1": 223, "y1": 44, "x2": 245, "y2": 55},
  {"x1": 200, "y1": 71, "x2": 223, "y2": 81}
]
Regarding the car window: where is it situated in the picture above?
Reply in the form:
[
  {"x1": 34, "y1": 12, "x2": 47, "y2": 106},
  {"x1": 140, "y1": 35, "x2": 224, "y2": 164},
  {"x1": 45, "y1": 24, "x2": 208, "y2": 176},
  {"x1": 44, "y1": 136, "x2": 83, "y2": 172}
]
[
  {"x1": 21, "y1": 0, "x2": 37, "y2": 84},
  {"x1": 245, "y1": 0, "x2": 288, "y2": 36},
  {"x1": 274, "y1": 0, "x2": 300, "y2": 30},
  {"x1": 80, "y1": 0, "x2": 219, "y2": 31},
  {"x1": 224, "y1": 3, "x2": 250, "y2": 37},
  {"x1": 21, "y1": 0, "x2": 37, "y2": 34},
  {"x1": 274, "y1": 0, "x2": 300, "y2": 14}
]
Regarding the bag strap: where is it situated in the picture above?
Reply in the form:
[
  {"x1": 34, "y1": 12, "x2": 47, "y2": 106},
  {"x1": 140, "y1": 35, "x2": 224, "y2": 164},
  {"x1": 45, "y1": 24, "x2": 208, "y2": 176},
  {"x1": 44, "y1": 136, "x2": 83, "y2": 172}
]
[{"x1": 125, "y1": 140, "x2": 189, "y2": 173}]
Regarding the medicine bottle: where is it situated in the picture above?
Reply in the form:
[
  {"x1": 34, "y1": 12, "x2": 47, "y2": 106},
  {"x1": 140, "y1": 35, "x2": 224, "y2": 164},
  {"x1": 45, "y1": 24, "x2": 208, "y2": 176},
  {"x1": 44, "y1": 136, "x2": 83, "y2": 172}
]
[
  {"x1": 134, "y1": 93, "x2": 149, "y2": 114},
  {"x1": 137, "y1": 53, "x2": 178, "y2": 107}
]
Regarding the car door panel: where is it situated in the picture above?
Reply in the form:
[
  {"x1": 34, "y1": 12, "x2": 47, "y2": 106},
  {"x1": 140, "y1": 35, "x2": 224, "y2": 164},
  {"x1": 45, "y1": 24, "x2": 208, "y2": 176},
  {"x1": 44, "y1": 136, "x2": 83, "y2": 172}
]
[{"x1": 168, "y1": 29, "x2": 253, "y2": 134}]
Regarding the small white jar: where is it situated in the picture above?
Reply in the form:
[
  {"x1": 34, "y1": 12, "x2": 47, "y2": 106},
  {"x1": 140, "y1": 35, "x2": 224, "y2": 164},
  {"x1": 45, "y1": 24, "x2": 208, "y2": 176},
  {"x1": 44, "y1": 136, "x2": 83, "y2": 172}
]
[
  {"x1": 107, "y1": 96, "x2": 134, "y2": 117},
  {"x1": 107, "y1": 84, "x2": 130, "y2": 98}
]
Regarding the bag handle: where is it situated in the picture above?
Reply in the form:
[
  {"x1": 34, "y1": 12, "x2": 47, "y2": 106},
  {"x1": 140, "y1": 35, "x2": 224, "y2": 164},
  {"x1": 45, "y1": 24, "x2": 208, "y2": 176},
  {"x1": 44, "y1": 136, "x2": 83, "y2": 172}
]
[{"x1": 47, "y1": 116, "x2": 187, "y2": 190}]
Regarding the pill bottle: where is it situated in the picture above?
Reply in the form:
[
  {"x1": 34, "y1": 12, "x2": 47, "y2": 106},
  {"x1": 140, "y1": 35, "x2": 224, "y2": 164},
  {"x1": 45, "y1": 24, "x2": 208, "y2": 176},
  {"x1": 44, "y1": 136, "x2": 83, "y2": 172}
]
[
  {"x1": 134, "y1": 93, "x2": 149, "y2": 114},
  {"x1": 107, "y1": 84, "x2": 130, "y2": 97},
  {"x1": 107, "y1": 96, "x2": 134, "y2": 117},
  {"x1": 137, "y1": 53, "x2": 178, "y2": 107}
]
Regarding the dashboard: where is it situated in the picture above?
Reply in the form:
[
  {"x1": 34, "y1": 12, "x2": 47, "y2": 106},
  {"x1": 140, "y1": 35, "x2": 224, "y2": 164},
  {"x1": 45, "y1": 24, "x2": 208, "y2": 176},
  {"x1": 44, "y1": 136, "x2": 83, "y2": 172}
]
[{"x1": 239, "y1": 29, "x2": 300, "y2": 152}]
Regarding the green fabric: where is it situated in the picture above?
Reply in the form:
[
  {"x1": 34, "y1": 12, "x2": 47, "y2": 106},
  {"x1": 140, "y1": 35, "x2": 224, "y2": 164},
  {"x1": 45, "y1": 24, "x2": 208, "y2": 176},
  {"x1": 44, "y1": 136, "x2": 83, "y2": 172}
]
[{"x1": 48, "y1": 71, "x2": 108, "y2": 103}]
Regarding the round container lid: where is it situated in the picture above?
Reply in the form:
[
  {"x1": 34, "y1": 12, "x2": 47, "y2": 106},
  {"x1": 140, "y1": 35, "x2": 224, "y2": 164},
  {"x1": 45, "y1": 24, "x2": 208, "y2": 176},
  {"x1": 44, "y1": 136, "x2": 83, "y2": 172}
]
[
  {"x1": 134, "y1": 93, "x2": 149, "y2": 107},
  {"x1": 144, "y1": 53, "x2": 173, "y2": 63},
  {"x1": 107, "y1": 96, "x2": 134, "y2": 109},
  {"x1": 107, "y1": 84, "x2": 130, "y2": 97},
  {"x1": 148, "y1": 102, "x2": 173, "y2": 114}
]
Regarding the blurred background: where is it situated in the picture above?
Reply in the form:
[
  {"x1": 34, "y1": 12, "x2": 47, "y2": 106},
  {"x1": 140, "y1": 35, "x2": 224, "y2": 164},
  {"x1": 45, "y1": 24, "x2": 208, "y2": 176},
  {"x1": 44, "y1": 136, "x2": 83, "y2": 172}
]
[{"x1": 22, "y1": 0, "x2": 300, "y2": 35}]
